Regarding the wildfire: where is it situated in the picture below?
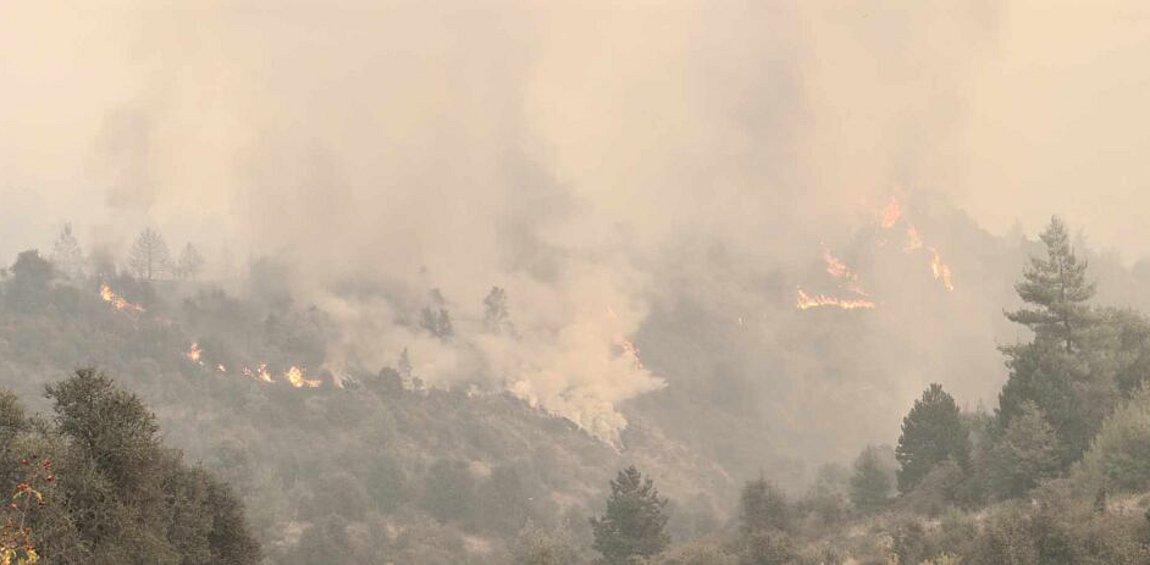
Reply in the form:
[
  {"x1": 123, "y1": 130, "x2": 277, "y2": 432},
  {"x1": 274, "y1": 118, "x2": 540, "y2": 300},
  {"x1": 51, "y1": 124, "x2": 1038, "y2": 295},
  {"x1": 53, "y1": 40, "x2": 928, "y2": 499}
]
[
  {"x1": 929, "y1": 248, "x2": 955, "y2": 291},
  {"x1": 879, "y1": 196, "x2": 903, "y2": 229},
  {"x1": 185, "y1": 342, "x2": 204, "y2": 366},
  {"x1": 180, "y1": 342, "x2": 333, "y2": 390},
  {"x1": 285, "y1": 366, "x2": 322, "y2": 388},
  {"x1": 822, "y1": 247, "x2": 869, "y2": 296},
  {"x1": 823, "y1": 248, "x2": 857, "y2": 282},
  {"x1": 904, "y1": 225, "x2": 924, "y2": 252},
  {"x1": 796, "y1": 288, "x2": 876, "y2": 310},
  {"x1": 99, "y1": 284, "x2": 145, "y2": 312},
  {"x1": 614, "y1": 337, "x2": 645, "y2": 371},
  {"x1": 241, "y1": 363, "x2": 277, "y2": 383}
]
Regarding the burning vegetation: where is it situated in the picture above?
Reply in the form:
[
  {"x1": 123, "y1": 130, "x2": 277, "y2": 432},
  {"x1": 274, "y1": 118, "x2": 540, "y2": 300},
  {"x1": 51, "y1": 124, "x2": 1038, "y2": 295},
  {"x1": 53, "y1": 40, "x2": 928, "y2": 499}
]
[{"x1": 795, "y1": 195, "x2": 956, "y2": 310}]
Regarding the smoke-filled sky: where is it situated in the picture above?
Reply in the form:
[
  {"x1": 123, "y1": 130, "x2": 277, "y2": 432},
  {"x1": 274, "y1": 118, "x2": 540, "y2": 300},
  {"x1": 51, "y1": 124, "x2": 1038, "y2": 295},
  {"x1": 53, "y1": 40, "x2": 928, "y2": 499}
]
[
  {"x1": 3, "y1": 1, "x2": 1150, "y2": 259},
  {"x1": 3, "y1": 1, "x2": 1150, "y2": 450}
]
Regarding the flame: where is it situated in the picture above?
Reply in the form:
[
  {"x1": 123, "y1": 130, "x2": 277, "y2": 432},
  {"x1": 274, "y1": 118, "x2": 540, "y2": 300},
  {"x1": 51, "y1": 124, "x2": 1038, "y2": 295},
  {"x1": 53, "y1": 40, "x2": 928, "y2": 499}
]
[
  {"x1": 823, "y1": 248, "x2": 858, "y2": 282},
  {"x1": 99, "y1": 284, "x2": 145, "y2": 312},
  {"x1": 822, "y1": 247, "x2": 870, "y2": 296},
  {"x1": 929, "y1": 248, "x2": 955, "y2": 291},
  {"x1": 796, "y1": 288, "x2": 876, "y2": 310},
  {"x1": 614, "y1": 337, "x2": 645, "y2": 370},
  {"x1": 879, "y1": 196, "x2": 903, "y2": 229},
  {"x1": 185, "y1": 342, "x2": 204, "y2": 366},
  {"x1": 285, "y1": 366, "x2": 322, "y2": 388},
  {"x1": 904, "y1": 225, "x2": 923, "y2": 252},
  {"x1": 216, "y1": 364, "x2": 227, "y2": 373}
]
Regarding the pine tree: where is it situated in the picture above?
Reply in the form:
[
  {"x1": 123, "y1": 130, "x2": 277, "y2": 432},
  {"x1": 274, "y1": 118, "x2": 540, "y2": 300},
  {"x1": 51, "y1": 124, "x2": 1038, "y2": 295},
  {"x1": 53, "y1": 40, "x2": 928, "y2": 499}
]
[
  {"x1": 50, "y1": 222, "x2": 85, "y2": 280},
  {"x1": 483, "y1": 286, "x2": 513, "y2": 334},
  {"x1": 175, "y1": 242, "x2": 205, "y2": 280},
  {"x1": 850, "y1": 446, "x2": 893, "y2": 514},
  {"x1": 896, "y1": 384, "x2": 970, "y2": 494},
  {"x1": 1006, "y1": 216, "x2": 1095, "y2": 352},
  {"x1": 739, "y1": 477, "x2": 790, "y2": 535},
  {"x1": 420, "y1": 289, "x2": 453, "y2": 339},
  {"x1": 589, "y1": 466, "x2": 670, "y2": 564},
  {"x1": 127, "y1": 228, "x2": 170, "y2": 280},
  {"x1": 985, "y1": 401, "x2": 1059, "y2": 500}
]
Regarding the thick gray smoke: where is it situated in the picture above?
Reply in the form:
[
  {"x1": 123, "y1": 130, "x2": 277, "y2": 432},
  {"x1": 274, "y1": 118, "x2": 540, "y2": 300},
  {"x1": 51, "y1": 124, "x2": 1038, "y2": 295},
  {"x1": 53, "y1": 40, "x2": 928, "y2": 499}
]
[{"x1": 3, "y1": 1, "x2": 1149, "y2": 450}]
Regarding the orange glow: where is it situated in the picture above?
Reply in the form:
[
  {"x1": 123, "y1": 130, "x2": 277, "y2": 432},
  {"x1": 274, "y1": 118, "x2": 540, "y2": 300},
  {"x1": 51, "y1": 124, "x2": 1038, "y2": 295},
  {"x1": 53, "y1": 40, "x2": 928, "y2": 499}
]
[
  {"x1": 99, "y1": 284, "x2": 145, "y2": 312},
  {"x1": 796, "y1": 288, "x2": 876, "y2": 310},
  {"x1": 285, "y1": 366, "x2": 322, "y2": 388},
  {"x1": 185, "y1": 342, "x2": 204, "y2": 366},
  {"x1": 929, "y1": 248, "x2": 955, "y2": 291},
  {"x1": 614, "y1": 337, "x2": 645, "y2": 370},
  {"x1": 879, "y1": 196, "x2": 903, "y2": 229},
  {"x1": 822, "y1": 248, "x2": 857, "y2": 281},
  {"x1": 904, "y1": 225, "x2": 924, "y2": 252}
]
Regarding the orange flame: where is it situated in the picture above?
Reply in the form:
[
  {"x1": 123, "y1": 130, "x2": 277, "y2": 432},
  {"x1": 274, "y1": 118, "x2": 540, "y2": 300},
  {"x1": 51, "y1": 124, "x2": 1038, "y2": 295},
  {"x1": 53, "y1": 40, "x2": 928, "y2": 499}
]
[
  {"x1": 879, "y1": 196, "x2": 903, "y2": 229},
  {"x1": 614, "y1": 337, "x2": 645, "y2": 371},
  {"x1": 904, "y1": 225, "x2": 924, "y2": 252},
  {"x1": 796, "y1": 288, "x2": 876, "y2": 310},
  {"x1": 822, "y1": 248, "x2": 870, "y2": 296},
  {"x1": 186, "y1": 342, "x2": 204, "y2": 366},
  {"x1": 99, "y1": 284, "x2": 145, "y2": 312},
  {"x1": 243, "y1": 363, "x2": 275, "y2": 383},
  {"x1": 929, "y1": 248, "x2": 954, "y2": 291},
  {"x1": 285, "y1": 366, "x2": 322, "y2": 388},
  {"x1": 822, "y1": 248, "x2": 857, "y2": 282}
]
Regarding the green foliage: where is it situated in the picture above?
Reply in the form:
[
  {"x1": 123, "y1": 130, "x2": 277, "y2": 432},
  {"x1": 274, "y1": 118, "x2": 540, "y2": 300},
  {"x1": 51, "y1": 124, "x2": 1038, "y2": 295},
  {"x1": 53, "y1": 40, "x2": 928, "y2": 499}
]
[
  {"x1": 984, "y1": 401, "x2": 1059, "y2": 500},
  {"x1": 896, "y1": 384, "x2": 970, "y2": 494},
  {"x1": 1075, "y1": 386, "x2": 1150, "y2": 493},
  {"x1": 969, "y1": 484, "x2": 1150, "y2": 565},
  {"x1": 739, "y1": 478, "x2": 790, "y2": 535},
  {"x1": 849, "y1": 445, "x2": 893, "y2": 514},
  {"x1": 649, "y1": 539, "x2": 736, "y2": 565},
  {"x1": 589, "y1": 466, "x2": 670, "y2": 564},
  {"x1": 0, "y1": 372, "x2": 261, "y2": 564},
  {"x1": 512, "y1": 521, "x2": 580, "y2": 565},
  {"x1": 737, "y1": 530, "x2": 796, "y2": 565},
  {"x1": 420, "y1": 459, "x2": 477, "y2": 525},
  {"x1": 1005, "y1": 216, "x2": 1096, "y2": 352}
]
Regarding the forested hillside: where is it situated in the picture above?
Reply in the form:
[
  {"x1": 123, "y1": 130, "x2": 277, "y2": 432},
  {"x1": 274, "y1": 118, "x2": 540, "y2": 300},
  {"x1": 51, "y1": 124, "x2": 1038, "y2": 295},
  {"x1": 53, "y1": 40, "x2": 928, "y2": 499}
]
[{"x1": 5, "y1": 214, "x2": 1150, "y2": 563}]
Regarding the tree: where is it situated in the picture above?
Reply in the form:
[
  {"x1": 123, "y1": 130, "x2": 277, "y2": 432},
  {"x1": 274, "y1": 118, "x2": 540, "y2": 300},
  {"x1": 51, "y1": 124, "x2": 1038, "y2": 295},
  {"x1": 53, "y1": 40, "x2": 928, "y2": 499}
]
[
  {"x1": 590, "y1": 466, "x2": 670, "y2": 564},
  {"x1": 5, "y1": 250, "x2": 55, "y2": 310},
  {"x1": 739, "y1": 477, "x2": 789, "y2": 535},
  {"x1": 985, "y1": 401, "x2": 1059, "y2": 500},
  {"x1": 736, "y1": 477, "x2": 795, "y2": 565},
  {"x1": 512, "y1": 521, "x2": 579, "y2": 565},
  {"x1": 1006, "y1": 216, "x2": 1095, "y2": 353},
  {"x1": 175, "y1": 243, "x2": 205, "y2": 280},
  {"x1": 850, "y1": 445, "x2": 893, "y2": 514},
  {"x1": 483, "y1": 286, "x2": 513, "y2": 334},
  {"x1": 50, "y1": 222, "x2": 85, "y2": 280},
  {"x1": 9, "y1": 250, "x2": 53, "y2": 287},
  {"x1": 896, "y1": 384, "x2": 970, "y2": 494},
  {"x1": 1075, "y1": 386, "x2": 1150, "y2": 492},
  {"x1": 127, "y1": 227, "x2": 170, "y2": 280}
]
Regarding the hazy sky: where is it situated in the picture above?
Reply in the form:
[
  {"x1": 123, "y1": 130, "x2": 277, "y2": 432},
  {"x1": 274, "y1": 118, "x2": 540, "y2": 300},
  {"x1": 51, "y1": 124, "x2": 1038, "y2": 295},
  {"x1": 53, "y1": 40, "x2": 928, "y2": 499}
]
[{"x1": 3, "y1": 1, "x2": 1150, "y2": 449}]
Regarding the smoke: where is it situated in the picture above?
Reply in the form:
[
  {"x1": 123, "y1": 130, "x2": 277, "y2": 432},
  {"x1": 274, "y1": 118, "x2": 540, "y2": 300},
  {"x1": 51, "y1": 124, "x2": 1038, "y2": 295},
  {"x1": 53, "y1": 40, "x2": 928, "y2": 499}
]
[{"x1": 3, "y1": 1, "x2": 1150, "y2": 451}]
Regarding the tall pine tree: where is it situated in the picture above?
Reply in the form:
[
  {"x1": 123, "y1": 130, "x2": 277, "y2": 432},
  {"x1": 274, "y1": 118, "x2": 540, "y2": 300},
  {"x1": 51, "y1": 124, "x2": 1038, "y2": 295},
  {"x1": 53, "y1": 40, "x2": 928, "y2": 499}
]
[
  {"x1": 896, "y1": 383, "x2": 970, "y2": 494},
  {"x1": 589, "y1": 466, "x2": 670, "y2": 564},
  {"x1": 1005, "y1": 216, "x2": 1095, "y2": 352}
]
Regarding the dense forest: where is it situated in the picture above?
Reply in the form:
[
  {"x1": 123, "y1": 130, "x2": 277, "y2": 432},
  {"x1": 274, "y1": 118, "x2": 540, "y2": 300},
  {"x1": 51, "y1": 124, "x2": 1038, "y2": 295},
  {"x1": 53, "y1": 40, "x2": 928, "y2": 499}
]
[{"x1": 3, "y1": 212, "x2": 1150, "y2": 564}]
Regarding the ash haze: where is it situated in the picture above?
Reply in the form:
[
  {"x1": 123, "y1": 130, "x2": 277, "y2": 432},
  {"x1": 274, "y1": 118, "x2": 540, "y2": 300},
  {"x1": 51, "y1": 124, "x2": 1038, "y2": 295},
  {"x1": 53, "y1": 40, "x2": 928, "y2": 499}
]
[{"x1": 5, "y1": 2, "x2": 1150, "y2": 563}]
